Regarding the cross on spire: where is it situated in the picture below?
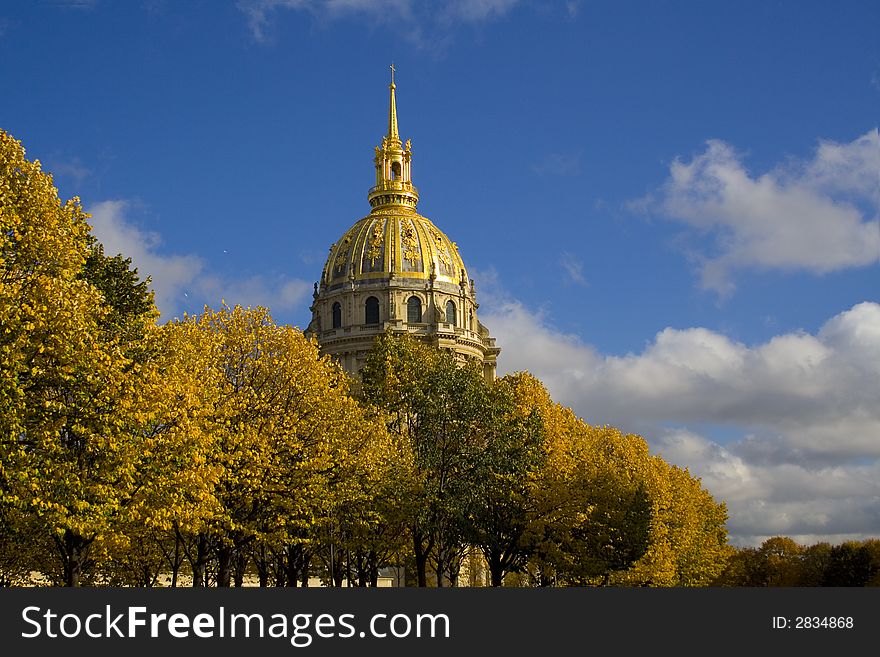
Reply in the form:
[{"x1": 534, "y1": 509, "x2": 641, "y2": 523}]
[{"x1": 387, "y1": 64, "x2": 399, "y2": 140}]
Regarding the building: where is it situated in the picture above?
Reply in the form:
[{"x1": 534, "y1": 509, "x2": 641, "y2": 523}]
[{"x1": 306, "y1": 69, "x2": 500, "y2": 379}]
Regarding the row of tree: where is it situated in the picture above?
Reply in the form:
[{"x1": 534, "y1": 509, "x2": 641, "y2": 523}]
[
  {"x1": 716, "y1": 537, "x2": 880, "y2": 587},
  {"x1": 1, "y1": 127, "x2": 731, "y2": 586}
]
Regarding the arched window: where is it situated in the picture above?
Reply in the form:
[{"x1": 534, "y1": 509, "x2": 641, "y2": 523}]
[
  {"x1": 365, "y1": 297, "x2": 380, "y2": 325},
  {"x1": 391, "y1": 161, "x2": 401, "y2": 180},
  {"x1": 332, "y1": 302, "x2": 342, "y2": 329},
  {"x1": 407, "y1": 296, "x2": 422, "y2": 324},
  {"x1": 445, "y1": 300, "x2": 456, "y2": 326}
]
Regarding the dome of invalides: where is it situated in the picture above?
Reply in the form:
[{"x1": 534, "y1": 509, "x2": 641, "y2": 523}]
[
  {"x1": 321, "y1": 213, "x2": 469, "y2": 291},
  {"x1": 306, "y1": 68, "x2": 499, "y2": 379}
]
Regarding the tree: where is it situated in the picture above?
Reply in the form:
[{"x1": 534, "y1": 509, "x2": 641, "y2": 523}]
[
  {"x1": 464, "y1": 374, "x2": 546, "y2": 586},
  {"x1": 798, "y1": 542, "x2": 832, "y2": 586},
  {"x1": 147, "y1": 305, "x2": 392, "y2": 587},
  {"x1": 0, "y1": 129, "x2": 162, "y2": 585},
  {"x1": 79, "y1": 241, "x2": 156, "y2": 353},
  {"x1": 501, "y1": 374, "x2": 652, "y2": 586},
  {"x1": 753, "y1": 536, "x2": 803, "y2": 587},
  {"x1": 502, "y1": 372, "x2": 728, "y2": 587},
  {"x1": 824, "y1": 541, "x2": 875, "y2": 586},
  {"x1": 542, "y1": 426, "x2": 654, "y2": 586},
  {"x1": 361, "y1": 332, "x2": 487, "y2": 587}
]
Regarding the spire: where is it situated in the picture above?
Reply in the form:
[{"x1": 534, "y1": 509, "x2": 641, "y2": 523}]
[
  {"x1": 369, "y1": 64, "x2": 419, "y2": 210},
  {"x1": 388, "y1": 63, "x2": 400, "y2": 142}
]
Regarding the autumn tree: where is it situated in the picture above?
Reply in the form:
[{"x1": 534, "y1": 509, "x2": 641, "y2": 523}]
[
  {"x1": 464, "y1": 373, "x2": 546, "y2": 587},
  {"x1": 504, "y1": 372, "x2": 729, "y2": 587},
  {"x1": 754, "y1": 536, "x2": 804, "y2": 586},
  {"x1": 798, "y1": 542, "x2": 833, "y2": 586},
  {"x1": 147, "y1": 305, "x2": 393, "y2": 587},
  {"x1": 361, "y1": 332, "x2": 488, "y2": 587},
  {"x1": 0, "y1": 129, "x2": 163, "y2": 585},
  {"x1": 79, "y1": 241, "x2": 156, "y2": 353},
  {"x1": 320, "y1": 422, "x2": 412, "y2": 587},
  {"x1": 498, "y1": 375, "x2": 649, "y2": 586},
  {"x1": 823, "y1": 541, "x2": 877, "y2": 586}
]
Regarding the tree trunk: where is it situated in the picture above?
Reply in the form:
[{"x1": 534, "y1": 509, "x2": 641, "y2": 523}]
[
  {"x1": 275, "y1": 553, "x2": 285, "y2": 586},
  {"x1": 285, "y1": 544, "x2": 301, "y2": 587},
  {"x1": 413, "y1": 534, "x2": 429, "y2": 588},
  {"x1": 255, "y1": 546, "x2": 269, "y2": 587},
  {"x1": 332, "y1": 551, "x2": 345, "y2": 587},
  {"x1": 217, "y1": 543, "x2": 233, "y2": 587},
  {"x1": 55, "y1": 529, "x2": 93, "y2": 587},
  {"x1": 368, "y1": 550, "x2": 379, "y2": 587},
  {"x1": 435, "y1": 558, "x2": 444, "y2": 587},
  {"x1": 192, "y1": 534, "x2": 209, "y2": 587},
  {"x1": 354, "y1": 549, "x2": 366, "y2": 587},
  {"x1": 170, "y1": 533, "x2": 181, "y2": 588},
  {"x1": 489, "y1": 555, "x2": 504, "y2": 587},
  {"x1": 233, "y1": 550, "x2": 247, "y2": 587},
  {"x1": 301, "y1": 556, "x2": 310, "y2": 587},
  {"x1": 447, "y1": 564, "x2": 459, "y2": 587}
]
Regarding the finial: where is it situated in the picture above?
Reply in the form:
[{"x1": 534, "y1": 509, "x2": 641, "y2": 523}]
[{"x1": 387, "y1": 64, "x2": 400, "y2": 141}]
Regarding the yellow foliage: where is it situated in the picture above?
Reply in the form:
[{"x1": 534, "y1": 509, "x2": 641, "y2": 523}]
[{"x1": 503, "y1": 371, "x2": 730, "y2": 586}]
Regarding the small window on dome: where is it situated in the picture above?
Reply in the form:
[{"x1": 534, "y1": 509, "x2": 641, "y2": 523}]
[
  {"x1": 365, "y1": 297, "x2": 380, "y2": 325},
  {"x1": 391, "y1": 162, "x2": 401, "y2": 180},
  {"x1": 445, "y1": 300, "x2": 456, "y2": 326},
  {"x1": 332, "y1": 302, "x2": 342, "y2": 329},
  {"x1": 407, "y1": 296, "x2": 422, "y2": 324}
]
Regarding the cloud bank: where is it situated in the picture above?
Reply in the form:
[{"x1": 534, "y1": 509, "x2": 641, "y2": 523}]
[
  {"x1": 480, "y1": 282, "x2": 880, "y2": 546},
  {"x1": 634, "y1": 129, "x2": 880, "y2": 295},
  {"x1": 88, "y1": 200, "x2": 311, "y2": 321}
]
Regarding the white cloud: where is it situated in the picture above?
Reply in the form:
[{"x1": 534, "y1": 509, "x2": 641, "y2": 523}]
[
  {"x1": 532, "y1": 152, "x2": 581, "y2": 176},
  {"x1": 237, "y1": 0, "x2": 520, "y2": 45},
  {"x1": 440, "y1": 0, "x2": 519, "y2": 23},
  {"x1": 238, "y1": 0, "x2": 412, "y2": 42},
  {"x1": 655, "y1": 429, "x2": 880, "y2": 546},
  {"x1": 635, "y1": 129, "x2": 880, "y2": 295},
  {"x1": 559, "y1": 251, "x2": 588, "y2": 286},
  {"x1": 481, "y1": 289, "x2": 880, "y2": 545},
  {"x1": 46, "y1": 156, "x2": 92, "y2": 189},
  {"x1": 88, "y1": 200, "x2": 311, "y2": 321}
]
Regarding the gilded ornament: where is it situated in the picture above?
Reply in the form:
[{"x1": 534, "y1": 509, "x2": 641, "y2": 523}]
[
  {"x1": 366, "y1": 220, "x2": 385, "y2": 267},
  {"x1": 334, "y1": 251, "x2": 348, "y2": 270},
  {"x1": 335, "y1": 235, "x2": 352, "y2": 271},
  {"x1": 401, "y1": 222, "x2": 420, "y2": 266}
]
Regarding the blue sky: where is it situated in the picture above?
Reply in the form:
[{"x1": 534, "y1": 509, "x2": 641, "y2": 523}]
[{"x1": 2, "y1": 0, "x2": 878, "y2": 547}]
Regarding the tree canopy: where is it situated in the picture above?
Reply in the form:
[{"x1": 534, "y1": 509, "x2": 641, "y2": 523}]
[{"x1": 1, "y1": 127, "x2": 745, "y2": 587}]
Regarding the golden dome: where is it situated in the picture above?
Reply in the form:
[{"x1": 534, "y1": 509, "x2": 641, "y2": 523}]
[
  {"x1": 307, "y1": 66, "x2": 499, "y2": 382},
  {"x1": 322, "y1": 212, "x2": 468, "y2": 290},
  {"x1": 320, "y1": 65, "x2": 469, "y2": 293}
]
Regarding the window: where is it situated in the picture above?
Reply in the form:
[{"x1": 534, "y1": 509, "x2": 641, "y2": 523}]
[
  {"x1": 407, "y1": 296, "x2": 422, "y2": 324},
  {"x1": 391, "y1": 161, "x2": 401, "y2": 180},
  {"x1": 445, "y1": 300, "x2": 456, "y2": 326},
  {"x1": 332, "y1": 302, "x2": 342, "y2": 329},
  {"x1": 365, "y1": 297, "x2": 380, "y2": 325}
]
